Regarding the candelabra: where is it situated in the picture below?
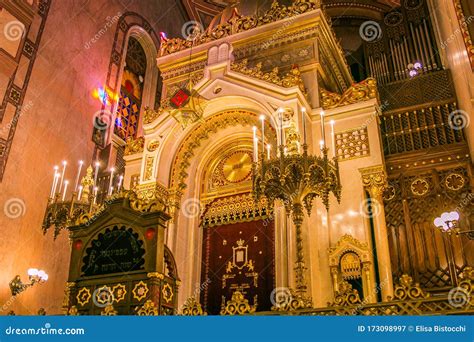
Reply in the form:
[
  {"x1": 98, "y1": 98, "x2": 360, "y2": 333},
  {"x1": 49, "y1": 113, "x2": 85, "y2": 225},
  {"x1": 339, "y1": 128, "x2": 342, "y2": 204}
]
[
  {"x1": 253, "y1": 123, "x2": 341, "y2": 308},
  {"x1": 9, "y1": 268, "x2": 48, "y2": 296},
  {"x1": 42, "y1": 165, "x2": 123, "y2": 238}
]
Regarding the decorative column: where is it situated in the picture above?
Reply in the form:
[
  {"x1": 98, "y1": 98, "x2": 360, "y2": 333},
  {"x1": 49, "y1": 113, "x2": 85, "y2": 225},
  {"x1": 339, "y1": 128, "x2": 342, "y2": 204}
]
[{"x1": 359, "y1": 166, "x2": 394, "y2": 301}]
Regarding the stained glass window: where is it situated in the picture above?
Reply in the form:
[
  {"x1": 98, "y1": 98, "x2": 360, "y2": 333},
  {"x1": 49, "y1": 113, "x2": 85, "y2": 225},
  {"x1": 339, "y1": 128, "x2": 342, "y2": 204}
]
[{"x1": 114, "y1": 37, "x2": 147, "y2": 140}]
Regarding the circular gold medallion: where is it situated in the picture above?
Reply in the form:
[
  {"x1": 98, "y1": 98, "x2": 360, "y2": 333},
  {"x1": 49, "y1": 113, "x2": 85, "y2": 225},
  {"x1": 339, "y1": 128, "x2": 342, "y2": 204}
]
[{"x1": 222, "y1": 152, "x2": 252, "y2": 183}]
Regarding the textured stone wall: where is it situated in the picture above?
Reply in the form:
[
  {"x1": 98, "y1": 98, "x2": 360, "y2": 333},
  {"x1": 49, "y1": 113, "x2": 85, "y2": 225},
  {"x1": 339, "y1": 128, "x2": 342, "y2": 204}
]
[{"x1": 0, "y1": 0, "x2": 186, "y2": 315}]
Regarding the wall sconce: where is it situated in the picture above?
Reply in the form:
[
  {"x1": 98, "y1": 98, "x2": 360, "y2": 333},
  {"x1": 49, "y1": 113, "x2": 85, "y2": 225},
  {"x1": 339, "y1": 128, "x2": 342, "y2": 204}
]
[
  {"x1": 9, "y1": 268, "x2": 49, "y2": 296},
  {"x1": 408, "y1": 61, "x2": 423, "y2": 78},
  {"x1": 433, "y1": 211, "x2": 460, "y2": 234}
]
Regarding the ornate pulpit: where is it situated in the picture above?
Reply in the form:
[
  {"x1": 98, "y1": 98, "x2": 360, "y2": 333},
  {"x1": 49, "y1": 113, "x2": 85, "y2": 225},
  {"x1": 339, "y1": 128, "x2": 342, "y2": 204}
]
[{"x1": 62, "y1": 191, "x2": 179, "y2": 315}]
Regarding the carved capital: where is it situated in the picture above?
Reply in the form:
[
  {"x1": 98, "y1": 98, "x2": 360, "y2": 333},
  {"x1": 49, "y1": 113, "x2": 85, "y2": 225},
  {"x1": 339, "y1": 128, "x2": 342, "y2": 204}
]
[{"x1": 359, "y1": 166, "x2": 387, "y2": 199}]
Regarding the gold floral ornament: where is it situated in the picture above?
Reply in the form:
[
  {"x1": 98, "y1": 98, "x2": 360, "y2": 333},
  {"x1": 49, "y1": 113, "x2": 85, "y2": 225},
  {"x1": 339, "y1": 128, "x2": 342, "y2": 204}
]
[
  {"x1": 411, "y1": 178, "x2": 429, "y2": 196},
  {"x1": 95, "y1": 286, "x2": 114, "y2": 306},
  {"x1": 320, "y1": 78, "x2": 378, "y2": 110},
  {"x1": 392, "y1": 274, "x2": 429, "y2": 300},
  {"x1": 181, "y1": 297, "x2": 207, "y2": 316},
  {"x1": 159, "y1": 0, "x2": 321, "y2": 56},
  {"x1": 76, "y1": 287, "x2": 91, "y2": 306},
  {"x1": 112, "y1": 284, "x2": 127, "y2": 303},
  {"x1": 458, "y1": 267, "x2": 474, "y2": 306},
  {"x1": 67, "y1": 306, "x2": 79, "y2": 316},
  {"x1": 330, "y1": 281, "x2": 362, "y2": 306},
  {"x1": 101, "y1": 304, "x2": 118, "y2": 316},
  {"x1": 124, "y1": 136, "x2": 145, "y2": 156},
  {"x1": 143, "y1": 106, "x2": 165, "y2": 125},
  {"x1": 220, "y1": 290, "x2": 257, "y2": 315},
  {"x1": 271, "y1": 288, "x2": 312, "y2": 312},
  {"x1": 136, "y1": 300, "x2": 158, "y2": 316},
  {"x1": 231, "y1": 59, "x2": 306, "y2": 93},
  {"x1": 132, "y1": 281, "x2": 149, "y2": 301},
  {"x1": 162, "y1": 283, "x2": 174, "y2": 303},
  {"x1": 445, "y1": 173, "x2": 465, "y2": 191},
  {"x1": 147, "y1": 139, "x2": 160, "y2": 152}
]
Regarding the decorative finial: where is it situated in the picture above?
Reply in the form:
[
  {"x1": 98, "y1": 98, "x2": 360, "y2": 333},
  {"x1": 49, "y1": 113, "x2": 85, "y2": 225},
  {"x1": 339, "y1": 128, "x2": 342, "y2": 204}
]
[{"x1": 79, "y1": 166, "x2": 94, "y2": 202}]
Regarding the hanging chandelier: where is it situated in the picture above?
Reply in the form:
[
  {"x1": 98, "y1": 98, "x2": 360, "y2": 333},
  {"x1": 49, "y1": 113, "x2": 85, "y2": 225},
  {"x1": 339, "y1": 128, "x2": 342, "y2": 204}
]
[{"x1": 252, "y1": 108, "x2": 342, "y2": 309}]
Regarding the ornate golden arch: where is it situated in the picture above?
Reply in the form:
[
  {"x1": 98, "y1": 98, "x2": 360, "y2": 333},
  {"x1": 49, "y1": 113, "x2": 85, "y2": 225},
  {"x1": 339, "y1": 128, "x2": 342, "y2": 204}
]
[{"x1": 169, "y1": 110, "x2": 277, "y2": 193}]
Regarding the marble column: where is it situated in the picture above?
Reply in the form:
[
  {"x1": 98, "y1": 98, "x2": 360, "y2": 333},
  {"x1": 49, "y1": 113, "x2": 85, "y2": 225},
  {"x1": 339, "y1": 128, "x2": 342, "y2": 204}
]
[{"x1": 359, "y1": 166, "x2": 394, "y2": 301}]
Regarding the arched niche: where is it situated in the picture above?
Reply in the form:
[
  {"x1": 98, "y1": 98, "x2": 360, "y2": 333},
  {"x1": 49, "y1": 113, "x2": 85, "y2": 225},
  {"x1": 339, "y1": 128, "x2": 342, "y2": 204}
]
[{"x1": 328, "y1": 234, "x2": 374, "y2": 301}]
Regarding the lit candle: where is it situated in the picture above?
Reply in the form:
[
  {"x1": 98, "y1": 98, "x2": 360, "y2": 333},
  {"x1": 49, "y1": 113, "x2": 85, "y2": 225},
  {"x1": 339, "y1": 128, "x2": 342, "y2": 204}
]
[
  {"x1": 253, "y1": 137, "x2": 259, "y2": 163},
  {"x1": 93, "y1": 187, "x2": 98, "y2": 205},
  {"x1": 283, "y1": 147, "x2": 288, "y2": 156},
  {"x1": 319, "y1": 139, "x2": 325, "y2": 151},
  {"x1": 77, "y1": 185, "x2": 83, "y2": 201},
  {"x1": 58, "y1": 161, "x2": 67, "y2": 193},
  {"x1": 117, "y1": 175, "x2": 123, "y2": 190},
  {"x1": 330, "y1": 120, "x2": 336, "y2": 158},
  {"x1": 62, "y1": 180, "x2": 69, "y2": 201},
  {"x1": 93, "y1": 161, "x2": 100, "y2": 186},
  {"x1": 252, "y1": 126, "x2": 257, "y2": 162},
  {"x1": 260, "y1": 115, "x2": 265, "y2": 160},
  {"x1": 278, "y1": 108, "x2": 284, "y2": 146},
  {"x1": 301, "y1": 107, "x2": 306, "y2": 145},
  {"x1": 266, "y1": 144, "x2": 271, "y2": 160},
  {"x1": 52, "y1": 172, "x2": 60, "y2": 196},
  {"x1": 74, "y1": 160, "x2": 84, "y2": 192},
  {"x1": 296, "y1": 141, "x2": 301, "y2": 153},
  {"x1": 50, "y1": 166, "x2": 59, "y2": 198},
  {"x1": 108, "y1": 167, "x2": 115, "y2": 196},
  {"x1": 320, "y1": 110, "x2": 326, "y2": 148}
]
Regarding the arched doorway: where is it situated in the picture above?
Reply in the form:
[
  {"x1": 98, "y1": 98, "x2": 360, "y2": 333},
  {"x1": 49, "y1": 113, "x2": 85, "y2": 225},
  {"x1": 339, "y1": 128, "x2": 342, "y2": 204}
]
[
  {"x1": 198, "y1": 146, "x2": 275, "y2": 314},
  {"x1": 168, "y1": 109, "x2": 279, "y2": 314}
]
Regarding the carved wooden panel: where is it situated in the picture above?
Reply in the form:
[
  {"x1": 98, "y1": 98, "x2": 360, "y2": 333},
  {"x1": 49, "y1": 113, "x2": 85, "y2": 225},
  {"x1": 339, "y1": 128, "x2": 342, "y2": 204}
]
[{"x1": 384, "y1": 166, "x2": 474, "y2": 289}]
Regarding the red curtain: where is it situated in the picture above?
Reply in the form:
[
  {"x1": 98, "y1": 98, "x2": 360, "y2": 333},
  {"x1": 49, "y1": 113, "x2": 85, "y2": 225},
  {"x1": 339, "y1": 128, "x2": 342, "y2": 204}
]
[{"x1": 200, "y1": 219, "x2": 275, "y2": 314}]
